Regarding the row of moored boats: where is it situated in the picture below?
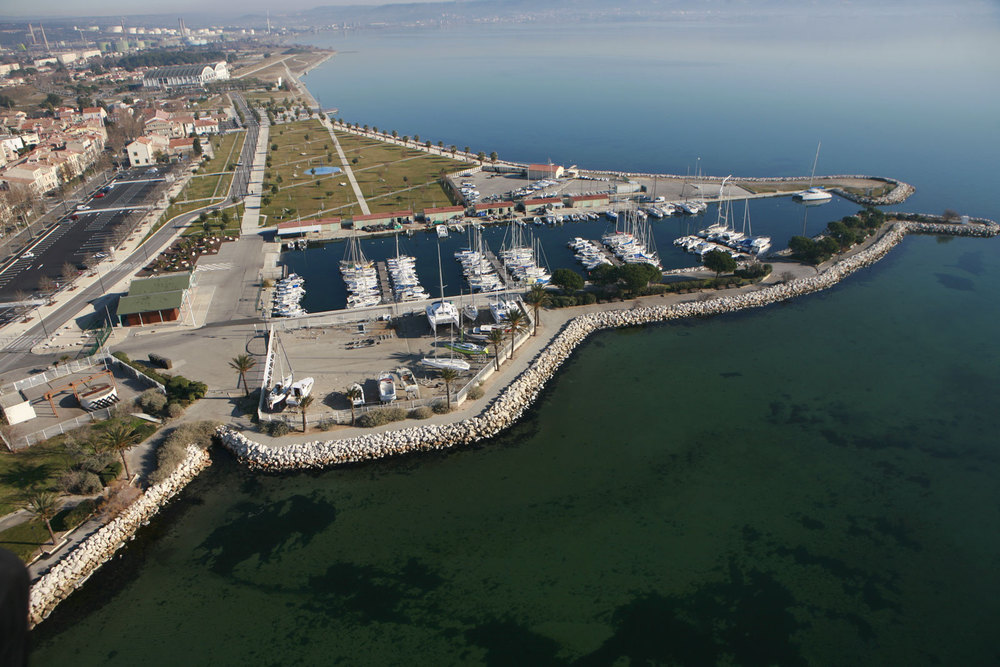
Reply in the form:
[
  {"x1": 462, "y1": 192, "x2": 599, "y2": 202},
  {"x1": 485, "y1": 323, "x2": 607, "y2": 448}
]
[{"x1": 272, "y1": 274, "x2": 307, "y2": 318}]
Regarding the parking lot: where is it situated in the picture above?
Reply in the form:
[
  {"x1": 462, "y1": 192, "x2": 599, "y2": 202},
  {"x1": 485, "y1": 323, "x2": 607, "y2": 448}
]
[{"x1": 0, "y1": 166, "x2": 169, "y2": 300}]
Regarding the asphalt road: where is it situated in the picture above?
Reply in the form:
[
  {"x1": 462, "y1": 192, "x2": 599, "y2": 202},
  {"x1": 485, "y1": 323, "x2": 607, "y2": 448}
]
[
  {"x1": 0, "y1": 166, "x2": 167, "y2": 300},
  {"x1": 0, "y1": 115, "x2": 263, "y2": 375}
]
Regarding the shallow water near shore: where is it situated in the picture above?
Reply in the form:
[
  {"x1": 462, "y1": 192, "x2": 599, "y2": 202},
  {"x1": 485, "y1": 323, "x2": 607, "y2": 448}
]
[{"x1": 31, "y1": 235, "x2": 1000, "y2": 664}]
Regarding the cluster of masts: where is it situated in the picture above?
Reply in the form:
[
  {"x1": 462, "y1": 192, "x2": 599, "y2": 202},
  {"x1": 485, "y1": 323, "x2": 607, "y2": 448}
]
[
  {"x1": 498, "y1": 222, "x2": 550, "y2": 286},
  {"x1": 454, "y1": 227, "x2": 504, "y2": 293},
  {"x1": 601, "y1": 209, "x2": 662, "y2": 269},
  {"x1": 340, "y1": 235, "x2": 380, "y2": 309}
]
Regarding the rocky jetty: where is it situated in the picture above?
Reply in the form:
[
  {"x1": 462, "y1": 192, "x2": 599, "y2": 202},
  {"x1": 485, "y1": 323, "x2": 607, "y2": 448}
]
[
  {"x1": 830, "y1": 178, "x2": 915, "y2": 206},
  {"x1": 217, "y1": 218, "x2": 997, "y2": 473},
  {"x1": 28, "y1": 446, "x2": 211, "y2": 628}
]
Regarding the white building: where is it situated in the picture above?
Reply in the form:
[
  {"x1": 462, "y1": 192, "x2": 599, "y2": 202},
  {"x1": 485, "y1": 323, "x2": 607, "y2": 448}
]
[
  {"x1": 126, "y1": 134, "x2": 168, "y2": 166},
  {"x1": 142, "y1": 61, "x2": 229, "y2": 89}
]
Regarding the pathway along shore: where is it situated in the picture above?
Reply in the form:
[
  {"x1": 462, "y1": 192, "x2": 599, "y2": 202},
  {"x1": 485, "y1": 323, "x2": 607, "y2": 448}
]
[
  {"x1": 216, "y1": 216, "x2": 998, "y2": 471},
  {"x1": 25, "y1": 216, "x2": 996, "y2": 629}
]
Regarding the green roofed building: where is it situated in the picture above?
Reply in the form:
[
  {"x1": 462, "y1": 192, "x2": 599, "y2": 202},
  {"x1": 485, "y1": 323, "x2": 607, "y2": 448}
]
[{"x1": 116, "y1": 272, "x2": 196, "y2": 326}]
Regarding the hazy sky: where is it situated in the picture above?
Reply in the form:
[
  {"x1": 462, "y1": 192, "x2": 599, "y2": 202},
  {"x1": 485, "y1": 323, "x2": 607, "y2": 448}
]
[{"x1": 1, "y1": 0, "x2": 407, "y2": 19}]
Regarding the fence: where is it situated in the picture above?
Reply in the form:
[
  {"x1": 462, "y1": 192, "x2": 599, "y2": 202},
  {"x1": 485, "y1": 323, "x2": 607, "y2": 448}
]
[
  {"x1": 12, "y1": 406, "x2": 115, "y2": 450},
  {"x1": 0, "y1": 353, "x2": 109, "y2": 396},
  {"x1": 105, "y1": 356, "x2": 166, "y2": 395}
]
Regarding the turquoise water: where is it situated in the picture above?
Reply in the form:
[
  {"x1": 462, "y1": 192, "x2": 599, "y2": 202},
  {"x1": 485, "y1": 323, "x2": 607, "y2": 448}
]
[
  {"x1": 31, "y1": 8, "x2": 1000, "y2": 664},
  {"x1": 305, "y1": 166, "x2": 341, "y2": 175}
]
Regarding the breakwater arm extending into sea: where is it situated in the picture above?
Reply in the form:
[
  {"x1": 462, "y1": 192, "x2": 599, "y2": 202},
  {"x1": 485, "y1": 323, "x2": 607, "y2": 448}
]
[
  {"x1": 26, "y1": 216, "x2": 995, "y2": 629},
  {"x1": 216, "y1": 216, "x2": 998, "y2": 471}
]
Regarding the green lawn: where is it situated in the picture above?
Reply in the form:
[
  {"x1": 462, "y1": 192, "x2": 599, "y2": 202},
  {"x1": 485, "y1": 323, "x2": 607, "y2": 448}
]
[
  {"x1": 259, "y1": 123, "x2": 470, "y2": 223},
  {"x1": 0, "y1": 440, "x2": 75, "y2": 515},
  {"x1": 0, "y1": 500, "x2": 97, "y2": 562},
  {"x1": 165, "y1": 131, "x2": 247, "y2": 220}
]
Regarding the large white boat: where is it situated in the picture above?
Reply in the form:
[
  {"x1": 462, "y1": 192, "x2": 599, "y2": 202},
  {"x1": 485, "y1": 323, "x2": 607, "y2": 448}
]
[
  {"x1": 489, "y1": 298, "x2": 522, "y2": 324},
  {"x1": 427, "y1": 242, "x2": 461, "y2": 330},
  {"x1": 795, "y1": 186, "x2": 833, "y2": 202},
  {"x1": 378, "y1": 372, "x2": 397, "y2": 403},
  {"x1": 285, "y1": 376, "x2": 314, "y2": 407},
  {"x1": 267, "y1": 375, "x2": 293, "y2": 410},
  {"x1": 419, "y1": 356, "x2": 471, "y2": 371},
  {"x1": 426, "y1": 300, "x2": 461, "y2": 330},
  {"x1": 795, "y1": 142, "x2": 834, "y2": 203}
]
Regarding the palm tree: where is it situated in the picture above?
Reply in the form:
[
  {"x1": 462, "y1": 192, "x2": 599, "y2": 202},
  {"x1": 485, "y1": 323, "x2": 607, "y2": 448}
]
[
  {"x1": 524, "y1": 284, "x2": 550, "y2": 336},
  {"x1": 298, "y1": 395, "x2": 314, "y2": 432},
  {"x1": 229, "y1": 354, "x2": 256, "y2": 396},
  {"x1": 506, "y1": 309, "x2": 527, "y2": 359},
  {"x1": 438, "y1": 368, "x2": 459, "y2": 411},
  {"x1": 101, "y1": 422, "x2": 141, "y2": 478},
  {"x1": 345, "y1": 386, "x2": 362, "y2": 425},
  {"x1": 488, "y1": 328, "x2": 505, "y2": 371},
  {"x1": 25, "y1": 491, "x2": 60, "y2": 545}
]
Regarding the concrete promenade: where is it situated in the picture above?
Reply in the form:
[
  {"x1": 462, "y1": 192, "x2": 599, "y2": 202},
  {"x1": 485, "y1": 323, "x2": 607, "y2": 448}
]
[{"x1": 322, "y1": 115, "x2": 370, "y2": 215}]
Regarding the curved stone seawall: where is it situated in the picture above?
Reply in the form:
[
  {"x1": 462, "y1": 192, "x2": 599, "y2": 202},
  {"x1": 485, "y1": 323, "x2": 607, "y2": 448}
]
[
  {"x1": 216, "y1": 219, "x2": 998, "y2": 473},
  {"x1": 28, "y1": 446, "x2": 212, "y2": 628}
]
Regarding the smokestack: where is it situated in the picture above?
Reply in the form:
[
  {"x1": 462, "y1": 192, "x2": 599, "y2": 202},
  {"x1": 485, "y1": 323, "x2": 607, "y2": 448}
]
[
  {"x1": 40, "y1": 23, "x2": 50, "y2": 52},
  {"x1": 28, "y1": 24, "x2": 37, "y2": 45}
]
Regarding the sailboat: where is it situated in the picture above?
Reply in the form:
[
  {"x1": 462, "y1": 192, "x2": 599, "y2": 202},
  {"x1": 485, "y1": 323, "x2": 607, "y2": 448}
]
[
  {"x1": 285, "y1": 377, "x2": 314, "y2": 407},
  {"x1": 426, "y1": 242, "x2": 460, "y2": 331},
  {"x1": 796, "y1": 142, "x2": 833, "y2": 203},
  {"x1": 737, "y1": 200, "x2": 771, "y2": 255}
]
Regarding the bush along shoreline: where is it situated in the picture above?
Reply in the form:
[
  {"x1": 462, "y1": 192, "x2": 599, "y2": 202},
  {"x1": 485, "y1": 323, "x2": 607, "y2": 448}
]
[{"x1": 216, "y1": 216, "x2": 998, "y2": 472}]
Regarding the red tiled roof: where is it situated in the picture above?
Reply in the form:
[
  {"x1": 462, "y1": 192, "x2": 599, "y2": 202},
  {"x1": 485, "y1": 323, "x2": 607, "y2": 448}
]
[
  {"x1": 528, "y1": 163, "x2": 561, "y2": 172},
  {"x1": 524, "y1": 197, "x2": 561, "y2": 205},
  {"x1": 571, "y1": 194, "x2": 609, "y2": 202}
]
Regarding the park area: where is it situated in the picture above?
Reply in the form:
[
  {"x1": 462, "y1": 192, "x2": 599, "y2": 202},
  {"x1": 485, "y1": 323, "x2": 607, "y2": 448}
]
[
  {"x1": 163, "y1": 131, "x2": 247, "y2": 220},
  {"x1": 260, "y1": 120, "x2": 467, "y2": 224}
]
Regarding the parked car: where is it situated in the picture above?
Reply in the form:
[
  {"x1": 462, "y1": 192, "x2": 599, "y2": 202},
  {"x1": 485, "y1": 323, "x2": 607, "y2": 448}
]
[
  {"x1": 76, "y1": 204, "x2": 90, "y2": 210},
  {"x1": 94, "y1": 192, "x2": 105, "y2": 198}
]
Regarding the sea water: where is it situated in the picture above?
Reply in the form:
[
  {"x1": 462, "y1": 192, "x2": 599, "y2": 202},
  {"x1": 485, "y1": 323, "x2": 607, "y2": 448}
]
[{"x1": 32, "y1": 7, "x2": 1000, "y2": 664}]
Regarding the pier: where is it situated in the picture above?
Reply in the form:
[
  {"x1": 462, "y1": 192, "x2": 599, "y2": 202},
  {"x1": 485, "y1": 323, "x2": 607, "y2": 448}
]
[
  {"x1": 375, "y1": 261, "x2": 392, "y2": 303},
  {"x1": 482, "y1": 248, "x2": 514, "y2": 290}
]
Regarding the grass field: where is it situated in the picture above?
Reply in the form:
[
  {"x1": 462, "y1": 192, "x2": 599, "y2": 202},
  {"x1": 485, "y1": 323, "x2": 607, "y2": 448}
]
[
  {"x1": 162, "y1": 131, "x2": 246, "y2": 223},
  {"x1": 260, "y1": 122, "x2": 468, "y2": 223},
  {"x1": 0, "y1": 440, "x2": 75, "y2": 516}
]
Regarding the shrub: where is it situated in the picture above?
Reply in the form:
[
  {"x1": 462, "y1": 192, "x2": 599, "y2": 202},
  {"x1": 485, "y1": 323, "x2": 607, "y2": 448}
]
[
  {"x1": 355, "y1": 412, "x2": 381, "y2": 428},
  {"x1": 98, "y1": 460, "x2": 123, "y2": 485},
  {"x1": 59, "y1": 499, "x2": 96, "y2": 530},
  {"x1": 467, "y1": 385, "x2": 484, "y2": 401},
  {"x1": 166, "y1": 402, "x2": 185, "y2": 419},
  {"x1": 383, "y1": 407, "x2": 407, "y2": 422},
  {"x1": 148, "y1": 420, "x2": 220, "y2": 485},
  {"x1": 408, "y1": 406, "x2": 432, "y2": 420},
  {"x1": 431, "y1": 399, "x2": 451, "y2": 415},
  {"x1": 138, "y1": 389, "x2": 168, "y2": 414},
  {"x1": 260, "y1": 420, "x2": 289, "y2": 437},
  {"x1": 316, "y1": 419, "x2": 337, "y2": 431},
  {"x1": 60, "y1": 470, "x2": 103, "y2": 495}
]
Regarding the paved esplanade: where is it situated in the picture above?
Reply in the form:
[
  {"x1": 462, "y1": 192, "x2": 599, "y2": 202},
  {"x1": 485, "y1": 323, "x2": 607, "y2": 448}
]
[{"x1": 322, "y1": 115, "x2": 370, "y2": 215}]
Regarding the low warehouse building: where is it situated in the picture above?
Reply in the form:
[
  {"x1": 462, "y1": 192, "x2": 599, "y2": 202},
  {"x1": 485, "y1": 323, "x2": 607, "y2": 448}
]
[{"x1": 116, "y1": 272, "x2": 195, "y2": 326}]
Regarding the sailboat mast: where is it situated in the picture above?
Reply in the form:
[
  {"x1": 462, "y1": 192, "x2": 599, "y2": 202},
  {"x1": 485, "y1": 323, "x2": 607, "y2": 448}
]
[{"x1": 808, "y1": 141, "x2": 822, "y2": 188}]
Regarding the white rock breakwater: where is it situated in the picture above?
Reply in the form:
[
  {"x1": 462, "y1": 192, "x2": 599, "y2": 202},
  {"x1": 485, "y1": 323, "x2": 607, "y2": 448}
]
[
  {"x1": 28, "y1": 445, "x2": 212, "y2": 628},
  {"x1": 216, "y1": 219, "x2": 997, "y2": 472}
]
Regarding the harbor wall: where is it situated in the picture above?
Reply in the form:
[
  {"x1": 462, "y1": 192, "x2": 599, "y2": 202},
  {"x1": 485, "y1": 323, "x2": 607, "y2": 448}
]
[
  {"x1": 28, "y1": 445, "x2": 212, "y2": 628},
  {"x1": 216, "y1": 218, "x2": 998, "y2": 472}
]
